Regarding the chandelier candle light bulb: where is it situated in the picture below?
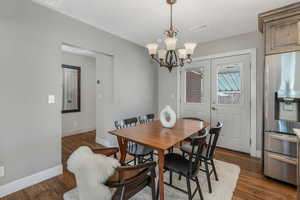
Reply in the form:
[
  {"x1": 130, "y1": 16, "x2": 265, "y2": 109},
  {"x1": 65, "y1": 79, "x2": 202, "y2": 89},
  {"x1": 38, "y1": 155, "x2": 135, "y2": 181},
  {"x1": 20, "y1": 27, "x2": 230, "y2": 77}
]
[
  {"x1": 184, "y1": 43, "x2": 197, "y2": 55},
  {"x1": 145, "y1": 0, "x2": 197, "y2": 72},
  {"x1": 165, "y1": 37, "x2": 177, "y2": 51},
  {"x1": 178, "y1": 49, "x2": 187, "y2": 59},
  {"x1": 146, "y1": 43, "x2": 158, "y2": 55}
]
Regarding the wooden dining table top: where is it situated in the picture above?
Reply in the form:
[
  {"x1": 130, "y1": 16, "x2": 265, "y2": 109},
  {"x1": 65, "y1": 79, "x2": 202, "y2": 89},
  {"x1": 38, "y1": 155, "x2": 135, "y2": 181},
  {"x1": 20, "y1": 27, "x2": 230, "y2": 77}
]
[{"x1": 109, "y1": 118, "x2": 209, "y2": 151}]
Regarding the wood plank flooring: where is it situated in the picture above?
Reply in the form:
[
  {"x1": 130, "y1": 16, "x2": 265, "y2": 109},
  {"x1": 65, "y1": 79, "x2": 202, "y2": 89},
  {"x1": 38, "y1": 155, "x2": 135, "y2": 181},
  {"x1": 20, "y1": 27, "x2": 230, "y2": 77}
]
[{"x1": 2, "y1": 131, "x2": 297, "y2": 200}]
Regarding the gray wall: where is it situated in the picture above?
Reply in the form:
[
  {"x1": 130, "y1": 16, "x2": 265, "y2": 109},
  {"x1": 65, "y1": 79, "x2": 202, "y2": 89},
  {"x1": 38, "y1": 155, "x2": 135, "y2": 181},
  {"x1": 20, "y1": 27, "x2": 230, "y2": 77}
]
[
  {"x1": 158, "y1": 31, "x2": 264, "y2": 151},
  {"x1": 0, "y1": 0, "x2": 157, "y2": 185},
  {"x1": 62, "y1": 52, "x2": 96, "y2": 137}
]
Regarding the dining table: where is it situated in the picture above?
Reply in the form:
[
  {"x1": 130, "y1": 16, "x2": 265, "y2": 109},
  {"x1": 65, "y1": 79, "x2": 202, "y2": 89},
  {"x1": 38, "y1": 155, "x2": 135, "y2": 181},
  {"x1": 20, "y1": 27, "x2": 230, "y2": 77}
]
[{"x1": 108, "y1": 118, "x2": 209, "y2": 200}]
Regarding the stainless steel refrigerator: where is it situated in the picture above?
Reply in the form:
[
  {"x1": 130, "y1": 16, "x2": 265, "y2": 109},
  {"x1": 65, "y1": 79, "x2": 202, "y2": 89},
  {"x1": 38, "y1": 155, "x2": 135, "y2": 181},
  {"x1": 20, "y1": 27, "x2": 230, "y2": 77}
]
[{"x1": 264, "y1": 51, "x2": 300, "y2": 185}]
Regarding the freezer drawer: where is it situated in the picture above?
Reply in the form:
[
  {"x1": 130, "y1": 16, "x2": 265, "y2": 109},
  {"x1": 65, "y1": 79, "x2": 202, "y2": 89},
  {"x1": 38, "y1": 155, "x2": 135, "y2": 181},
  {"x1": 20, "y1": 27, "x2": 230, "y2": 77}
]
[
  {"x1": 265, "y1": 132, "x2": 297, "y2": 157},
  {"x1": 264, "y1": 151, "x2": 297, "y2": 185}
]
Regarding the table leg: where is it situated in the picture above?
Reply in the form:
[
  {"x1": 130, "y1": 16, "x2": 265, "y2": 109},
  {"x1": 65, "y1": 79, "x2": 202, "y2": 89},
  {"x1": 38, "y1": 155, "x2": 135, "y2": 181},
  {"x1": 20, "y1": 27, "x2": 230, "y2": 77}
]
[
  {"x1": 117, "y1": 136, "x2": 128, "y2": 165},
  {"x1": 158, "y1": 150, "x2": 165, "y2": 200}
]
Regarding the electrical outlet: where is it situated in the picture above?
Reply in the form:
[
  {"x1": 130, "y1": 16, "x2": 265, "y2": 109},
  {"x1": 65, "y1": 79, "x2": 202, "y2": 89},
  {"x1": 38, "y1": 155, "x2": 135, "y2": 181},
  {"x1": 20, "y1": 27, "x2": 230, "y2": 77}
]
[{"x1": 0, "y1": 166, "x2": 5, "y2": 178}]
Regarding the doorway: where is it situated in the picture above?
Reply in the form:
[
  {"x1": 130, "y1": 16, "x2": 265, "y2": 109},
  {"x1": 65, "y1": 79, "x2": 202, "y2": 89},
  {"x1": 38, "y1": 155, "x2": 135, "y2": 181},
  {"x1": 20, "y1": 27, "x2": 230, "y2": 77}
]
[
  {"x1": 61, "y1": 44, "x2": 97, "y2": 137},
  {"x1": 179, "y1": 52, "x2": 254, "y2": 154}
]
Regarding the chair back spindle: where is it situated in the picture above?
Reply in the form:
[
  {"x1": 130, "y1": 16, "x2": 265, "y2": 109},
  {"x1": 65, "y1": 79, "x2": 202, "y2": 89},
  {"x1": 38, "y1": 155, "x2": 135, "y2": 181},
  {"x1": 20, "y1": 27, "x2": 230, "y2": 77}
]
[
  {"x1": 138, "y1": 115, "x2": 147, "y2": 124},
  {"x1": 188, "y1": 130, "x2": 208, "y2": 177},
  {"x1": 122, "y1": 118, "x2": 139, "y2": 155},
  {"x1": 205, "y1": 122, "x2": 223, "y2": 159}
]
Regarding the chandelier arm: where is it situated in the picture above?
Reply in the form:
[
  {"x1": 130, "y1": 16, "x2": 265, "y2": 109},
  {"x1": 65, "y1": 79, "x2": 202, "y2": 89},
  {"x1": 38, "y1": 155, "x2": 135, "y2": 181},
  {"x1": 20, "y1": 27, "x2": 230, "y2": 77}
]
[
  {"x1": 179, "y1": 59, "x2": 184, "y2": 67},
  {"x1": 174, "y1": 51, "x2": 178, "y2": 66},
  {"x1": 166, "y1": 50, "x2": 171, "y2": 66},
  {"x1": 186, "y1": 55, "x2": 193, "y2": 64},
  {"x1": 151, "y1": 55, "x2": 162, "y2": 64}
]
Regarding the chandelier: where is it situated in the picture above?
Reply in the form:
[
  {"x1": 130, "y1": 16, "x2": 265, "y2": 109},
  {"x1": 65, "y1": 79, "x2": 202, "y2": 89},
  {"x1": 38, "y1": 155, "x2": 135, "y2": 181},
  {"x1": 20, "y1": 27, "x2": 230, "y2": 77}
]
[{"x1": 146, "y1": 0, "x2": 197, "y2": 72}]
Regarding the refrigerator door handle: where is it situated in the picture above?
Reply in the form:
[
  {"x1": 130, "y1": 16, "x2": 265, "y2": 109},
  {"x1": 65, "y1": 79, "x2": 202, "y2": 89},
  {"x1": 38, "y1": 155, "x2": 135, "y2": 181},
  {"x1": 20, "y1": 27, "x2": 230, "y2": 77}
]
[
  {"x1": 270, "y1": 134, "x2": 298, "y2": 143},
  {"x1": 269, "y1": 154, "x2": 297, "y2": 165}
]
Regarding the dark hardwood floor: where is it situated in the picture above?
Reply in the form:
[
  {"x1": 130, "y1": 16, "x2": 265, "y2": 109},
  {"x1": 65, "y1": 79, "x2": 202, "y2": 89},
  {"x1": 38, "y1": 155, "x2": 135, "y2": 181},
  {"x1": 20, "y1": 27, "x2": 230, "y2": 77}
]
[{"x1": 2, "y1": 131, "x2": 297, "y2": 200}]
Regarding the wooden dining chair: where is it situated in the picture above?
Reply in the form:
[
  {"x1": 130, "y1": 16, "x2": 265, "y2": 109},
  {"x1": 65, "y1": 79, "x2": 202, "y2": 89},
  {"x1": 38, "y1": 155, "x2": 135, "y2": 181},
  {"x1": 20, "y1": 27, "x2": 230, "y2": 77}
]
[
  {"x1": 92, "y1": 146, "x2": 156, "y2": 199},
  {"x1": 92, "y1": 147, "x2": 157, "y2": 200},
  {"x1": 162, "y1": 132, "x2": 208, "y2": 200},
  {"x1": 114, "y1": 118, "x2": 154, "y2": 165},
  {"x1": 64, "y1": 147, "x2": 156, "y2": 200},
  {"x1": 106, "y1": 161, "x2": 157, "y2": 200},
  {"x1": 181, "y1": 122, "x2": 223, "y2": 193}
]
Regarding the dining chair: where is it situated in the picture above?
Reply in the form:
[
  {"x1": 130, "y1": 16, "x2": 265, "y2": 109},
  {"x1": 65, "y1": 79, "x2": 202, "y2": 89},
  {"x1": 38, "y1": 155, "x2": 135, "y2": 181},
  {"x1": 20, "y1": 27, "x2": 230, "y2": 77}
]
[
  {"x1": 91, "y1": 146, "x2": 157, "y2": 200},
  {"x1": 64, "y1": 146, "x2": 156, "y2": 200},
  {"x1": 114, "y1": 118, "x2": 154, "y2": 165},
  {"x1": 180, "y1": 122, "x2": 223, "y2": 193},
  {"x1": 162, "y1": 132, "x2": 208, "y2": 200},
  {"x1": 146, "y1": 113, "x2": 155, "y2": 122},
  {"x1": 138, "y1": 115, "x2": 148, "y2": 124},
  {"x1": 138, "y1": 113, "x2": 155, "y2": 124},
  {"x1": 107, "y1": 161, "x2": 157, "y2": 200}
]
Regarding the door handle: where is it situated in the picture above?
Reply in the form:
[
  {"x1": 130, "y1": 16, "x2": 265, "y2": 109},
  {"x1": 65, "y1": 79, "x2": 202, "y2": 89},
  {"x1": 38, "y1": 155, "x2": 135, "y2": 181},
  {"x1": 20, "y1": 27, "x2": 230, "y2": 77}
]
[{"x1": 211, "y1": 107, "x2": 217, "y2": 110}]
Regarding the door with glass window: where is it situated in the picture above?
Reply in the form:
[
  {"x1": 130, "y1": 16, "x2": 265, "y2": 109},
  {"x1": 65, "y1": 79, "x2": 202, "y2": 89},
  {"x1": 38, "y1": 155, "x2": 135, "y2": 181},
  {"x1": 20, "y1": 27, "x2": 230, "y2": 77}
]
[
  {"x1": 211, "y1": 54, "x2": 251, "y2": 153},
  {"x1": 180, "y1": 60, "x2": 211, "y2": 123}
]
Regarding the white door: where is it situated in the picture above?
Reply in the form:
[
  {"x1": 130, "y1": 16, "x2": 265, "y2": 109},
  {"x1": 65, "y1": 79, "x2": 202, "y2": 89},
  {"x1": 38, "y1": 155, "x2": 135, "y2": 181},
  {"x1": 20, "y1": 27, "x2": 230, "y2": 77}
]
[
  {"x1": 180, "y1": 60, "x2": 211, "y2": 123},
  {"x1": 211, "y1": 54, "x2": 251, "y2": 153}
]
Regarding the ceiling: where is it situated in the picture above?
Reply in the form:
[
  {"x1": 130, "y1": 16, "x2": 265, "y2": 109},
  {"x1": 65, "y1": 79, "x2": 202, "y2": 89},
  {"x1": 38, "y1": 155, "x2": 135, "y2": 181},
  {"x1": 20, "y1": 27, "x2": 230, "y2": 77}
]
[{"x1": 33, "y1": 0, "x2": 299, "y2": 47}]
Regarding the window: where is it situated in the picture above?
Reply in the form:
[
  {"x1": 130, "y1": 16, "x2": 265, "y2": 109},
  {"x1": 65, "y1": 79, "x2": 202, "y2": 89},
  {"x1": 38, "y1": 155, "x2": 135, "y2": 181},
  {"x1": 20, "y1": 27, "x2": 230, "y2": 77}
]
[
  {"x1": 185, "y1": 69, "x2": 204, "y2": 103},
  {"x1": 217, "y1": 64, "x2": 241, "y2": 104}
]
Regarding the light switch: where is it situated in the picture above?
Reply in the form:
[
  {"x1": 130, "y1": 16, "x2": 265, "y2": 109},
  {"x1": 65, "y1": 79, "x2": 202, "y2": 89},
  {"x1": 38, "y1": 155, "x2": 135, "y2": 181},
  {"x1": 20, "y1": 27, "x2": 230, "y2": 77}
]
[
  {"x1": 48, "y1": 95, "x2": 55, "y2": 104},
  {"x1": 0, "y1": 166, "x2": 4, "y2": 178}
]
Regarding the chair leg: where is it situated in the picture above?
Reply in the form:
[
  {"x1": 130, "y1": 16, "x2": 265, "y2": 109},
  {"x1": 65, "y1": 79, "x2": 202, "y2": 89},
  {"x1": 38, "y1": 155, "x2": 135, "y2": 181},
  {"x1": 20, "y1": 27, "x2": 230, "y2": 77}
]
[
  {"x1": 205, "y1": 160, "x2": 212, "y2": 193},
  {"x1": 186, "y1": 177, "x2": 192, "y2": 200},
  {"x1": 156, "y1": 179, "x2": 160, "y2": 200},
  {"x1": 178, "y1": 152, "x2": 185, "y2": 181},
  {"x1": 169, "y1": 170, "x2": 173, "y2": 185},
  {"x1": 134, "y1": 156, "x2": 137, "y2": 166},
  {"x1": 195, "y1": 176, "x2": 204, "y2": 200},
  {"x1": 151, "y1": 152, "x2": 154, "y2": 161},
  {"x1": 211, "y1": 159, "x2": 219, "y2": 181},
  {"x1": 120, "y1": 186, "x2": 126, "y2": 200},
  {"x1": 150, "y1": 172, "x2": 156, "y2": 200}
]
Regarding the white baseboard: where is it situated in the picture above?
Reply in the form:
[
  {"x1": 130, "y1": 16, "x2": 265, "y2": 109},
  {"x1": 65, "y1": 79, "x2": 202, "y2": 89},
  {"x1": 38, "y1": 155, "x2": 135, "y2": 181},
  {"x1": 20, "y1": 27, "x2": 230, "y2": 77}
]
[
  {"x1": 96, "y1": 136, "x2": 112, "y2": 147},
  {"x1": 256, "y1": 150, "x2": 262, "y2": 158},
  {"x1": 62, "y1": 128, "x2": 95, "y2": 137},
  {"x1": 0, "y1": 165, "x2": 63, "y2": 198}
]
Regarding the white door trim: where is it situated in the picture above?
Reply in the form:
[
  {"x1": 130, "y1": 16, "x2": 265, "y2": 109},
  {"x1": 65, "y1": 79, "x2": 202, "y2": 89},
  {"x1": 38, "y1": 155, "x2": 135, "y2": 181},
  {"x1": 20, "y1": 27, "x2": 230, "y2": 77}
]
[{"x1": 177, "y1": 48, "x2": 257, "y2": 157}]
